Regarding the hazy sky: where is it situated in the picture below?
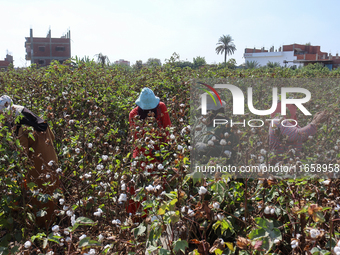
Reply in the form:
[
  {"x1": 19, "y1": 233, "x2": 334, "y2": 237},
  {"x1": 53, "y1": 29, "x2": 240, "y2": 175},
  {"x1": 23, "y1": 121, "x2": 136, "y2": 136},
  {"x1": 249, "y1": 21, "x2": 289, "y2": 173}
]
[{"x1": 1, "y1": 0, "x2": 340, "y2": 67}]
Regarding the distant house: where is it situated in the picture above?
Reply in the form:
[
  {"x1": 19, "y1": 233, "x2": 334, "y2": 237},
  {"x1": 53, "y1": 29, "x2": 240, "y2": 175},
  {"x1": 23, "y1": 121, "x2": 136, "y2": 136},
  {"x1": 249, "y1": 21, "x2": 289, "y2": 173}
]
[
  {"x1": 114, "y1": 59, "x2": 130, "y2": 66},
  {"x1": 244, "y1": 43, "x2": 340, "y2": 69},
  {"x1": 25, "y1": 28, "x2": 71, "y2": 67},
  {"x1": 0, "y1": 54, "x2": 13, "y2": 71}
]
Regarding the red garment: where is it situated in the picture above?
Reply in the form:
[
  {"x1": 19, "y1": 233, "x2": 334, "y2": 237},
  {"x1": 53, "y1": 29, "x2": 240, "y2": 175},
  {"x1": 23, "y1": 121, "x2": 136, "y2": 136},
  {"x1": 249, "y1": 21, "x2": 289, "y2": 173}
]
[
  {"x1": 127, "y1": 102, "x2": 171, "y2": 215},
  {"x1": 129, "y1": 102, "x2": 171, "y2": 158}
]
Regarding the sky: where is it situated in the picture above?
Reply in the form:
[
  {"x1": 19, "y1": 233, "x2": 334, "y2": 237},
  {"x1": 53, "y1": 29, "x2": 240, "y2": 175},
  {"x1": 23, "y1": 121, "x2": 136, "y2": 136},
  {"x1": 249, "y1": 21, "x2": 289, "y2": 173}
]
[{"x1": 1, "y1": 0, "x2": 340, "y2": 67}]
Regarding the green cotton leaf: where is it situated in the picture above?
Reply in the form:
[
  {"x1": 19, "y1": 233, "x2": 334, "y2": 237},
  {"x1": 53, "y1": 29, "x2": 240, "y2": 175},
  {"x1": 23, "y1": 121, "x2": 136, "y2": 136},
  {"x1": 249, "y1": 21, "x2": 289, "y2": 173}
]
[
  {"x1": 27, "y1": 182, "x2": 37, "y2": 189},
  {"x1": 159, "y1": 248, "x2": 171, "y2": 255},
  {"x1": 133, "y1": 223, "x2": 146, "y2": 239},
  {"x1": 71, "y1": 217, "x2": 96, "y2": 232},
  {"x1": 173, "y1": 239, "x2": 188, "y2": 253},
  {"x1": 28, "y1": 132, "x2": 35, "y2": 141},
  {"x1": 248, "y1": 228, "x2": 267, "y2": 240},
  {"x1": 254, "y1": 217, "x2": 274, "y2": 230},
  {"x1": 37, "y1": 193, "x2": 51, "y2": 203},
  {"x1": 214, "y1": 249, "x2": 224, "y2": 255},
  {"x1": 47, "y1": 233, "x2": 62, "y2": 244},
  {"x1": 36, "y1": 210, "x2": 47, "y2": 218},
  {"x1": 0, "y1": 247, "x2": 9, "y2": 255},
  {"x1": 169, "y1": 198, "x2": 177, "y2": 211},
  {"x1": 31, "y1": 233, "x2": 46, "y2": 242},
  {"x1": 78, "y1": 237, "x2": 101, "y2": 248}
]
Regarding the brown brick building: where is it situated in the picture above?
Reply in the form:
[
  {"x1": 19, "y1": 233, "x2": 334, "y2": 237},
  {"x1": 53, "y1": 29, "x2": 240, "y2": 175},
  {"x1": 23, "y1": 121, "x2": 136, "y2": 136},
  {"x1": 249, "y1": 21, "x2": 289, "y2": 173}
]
[
  {"x1": 25, "y1": 28, "x2": 71, "y2": 66},
  {"x1": 0, "y1": 54, "x2": 13, "y2": 71}
]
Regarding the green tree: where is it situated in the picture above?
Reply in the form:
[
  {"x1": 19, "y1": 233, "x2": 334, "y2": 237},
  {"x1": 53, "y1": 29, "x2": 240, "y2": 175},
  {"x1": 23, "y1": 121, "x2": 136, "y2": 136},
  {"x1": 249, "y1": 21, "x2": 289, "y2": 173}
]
[
  {"x1": 193, "y1": 56, "x2": 206, "y2": 69},
  {"x1": 132, "y1": 60, "x2": 143, "y2": 71},
  {"x1": 245, "y1": 60, "x2": 260, "y2": 69},
  {"x1": 146, "y1": 58, "x2": 162, "y2": 67},
  {"x1": 215, "y1": 34, "x2": 236, "y2": 63},
  {"x1": 266, "y1": 61, "x2": 281, "y2": 68}
]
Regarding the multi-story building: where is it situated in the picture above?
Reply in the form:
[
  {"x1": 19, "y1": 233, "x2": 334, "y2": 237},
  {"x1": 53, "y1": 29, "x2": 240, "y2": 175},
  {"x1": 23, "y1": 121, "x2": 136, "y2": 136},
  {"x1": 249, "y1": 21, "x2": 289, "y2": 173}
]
[
  {"x1": 0, "y1": 54, "x2": 13, "y2": 71},
  {"x1": 25, "y1": 28, "x2": 71, "y2": 66},
  {"x1": 244, "y1": 44, "x2": 340, "y2": 69},
  {"x1": 114, "y1": 59, "x2": 130, "y2": 66}
]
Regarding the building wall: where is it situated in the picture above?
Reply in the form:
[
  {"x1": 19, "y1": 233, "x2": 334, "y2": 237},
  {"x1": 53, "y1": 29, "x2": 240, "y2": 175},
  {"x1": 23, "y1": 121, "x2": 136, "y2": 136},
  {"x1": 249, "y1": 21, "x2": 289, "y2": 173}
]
[
  {"x1": 25, "y1": 29, "x2": 71, "y2": 66},
  {"x1": 244, "y1": 51, "x2": 303, "y2": 67}
]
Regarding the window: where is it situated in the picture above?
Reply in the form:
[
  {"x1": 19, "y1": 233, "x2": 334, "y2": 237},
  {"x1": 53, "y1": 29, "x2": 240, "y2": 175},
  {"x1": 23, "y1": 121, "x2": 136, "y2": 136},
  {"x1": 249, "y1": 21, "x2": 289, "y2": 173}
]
[
  {"x1": 55, "y1": 46, "x2": 65, "y2": 52},
  {"x1": 38, "y1": 46, "x2": 45, "y2": 52},
  {"x1": 38, "y1": 60, "x2": 45, "y2": 65}
]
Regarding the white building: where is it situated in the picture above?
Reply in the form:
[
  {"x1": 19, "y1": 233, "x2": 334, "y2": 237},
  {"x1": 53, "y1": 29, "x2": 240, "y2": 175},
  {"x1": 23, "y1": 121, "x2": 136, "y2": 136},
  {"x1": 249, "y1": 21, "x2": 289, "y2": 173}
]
[{"x1": 244, "y1": 48, "x2": 303, "y2": 68}]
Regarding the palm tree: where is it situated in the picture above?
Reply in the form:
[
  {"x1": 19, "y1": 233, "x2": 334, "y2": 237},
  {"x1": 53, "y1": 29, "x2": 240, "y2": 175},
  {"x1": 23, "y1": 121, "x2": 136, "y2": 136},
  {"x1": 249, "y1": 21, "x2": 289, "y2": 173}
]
[
  {"x1": 245, "y1": 60, "x2": 260, "y2": 69},
  {"x1": 215, "y1": 35, "x2": 236, "y2": 63},
  {"x1": 95, "y1": 53, "x2": 110, "y2": 67}
]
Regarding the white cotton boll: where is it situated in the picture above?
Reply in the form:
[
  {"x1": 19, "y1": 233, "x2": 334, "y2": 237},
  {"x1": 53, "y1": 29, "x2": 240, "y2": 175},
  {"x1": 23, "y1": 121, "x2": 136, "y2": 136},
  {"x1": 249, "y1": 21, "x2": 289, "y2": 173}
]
[
  {"x1": 155, "y1": 185, "x2": 162, "y2": 190},
  {"x1": 181, "y1": 206, "x2": 186, "y2": 213},
  {"x1": 264, "y1": 206, "x2": 271, "y2": 214},
  {"x1": 207, "y1": 140, "x2": 214, "y2": 146},
  {"x1": 102, "y1": 155, "x2": 108, "y2": 161},
  {"x1": 211, "y1": 136, "x2": 217, "y2": 141},
  {"x1": 65, "y1": 237, "x2": 71, "y2": 242},
  {"x1": 69, "y1": 120, "x2": 75, "y2": 125},
  {"x1": 296, "y1": 234, "x2": 301, "y2": 239},
  {"x1": 112, "y1": 219, "x2": 121, "y2": 225},
  {"x1": 79, "y1": 234, "x2": 87, "y2": 240},
  {"x1": 224, "y1": 132, "x2": 229, "y2": 137},
  {"x1": 220, "y1": 139, "x2": 227, "y2": 146},
  {"x1": 64, "y1": 229, "x2": 70, "y2": 235},
  {"x1": 170, "y1": 134, "x2": 175, "y2": 140},
  {"x1": 52, "y1": 225, "x2": 60, "y2": 232},
  {"x1": 260, "y1": 149, "x2": 267, "y2": 155},
  {"x1": 270, "y1": 208, "x2": 275, "y2": 215},
  {"x1": 96, "y1": 164, "x2": 104, "y2": 171},
  {"x1": 88, "y1": 249, "x2": 96, "y2": 255},
  {"x1": 66, "y1": 210, "x2": 74, "y2": 217},
  {"x1": 187, "y1": 209, "x2": 195, "y2": 217},
  {"x1": 224, "y1": 150, "x2": 232, "y2": 158},
  {"x1": 258, "y1": 156, "x2": 264, "y2": 163},
  {"x1": 24, "y1": 241, "x2": 32, "y2": 248},
  {"x1": 157, "y1": 164, "x2": 164, "y2": 170},
  {"x1": 87, "y1": 143, "x2": 93, "y2": 148},
  {"x1": 213, "y1": 202, "x2": 220, "y2": 209},
  {"x1": 121, "y1": 183, "x2": 126, "y2": 191},
  {"x1": 59, "y1": 242, "x2": 64, "y2": 246},
  {"x1": 56, "y1": 168, "x2": 62, "y2": 174},
  {"x1": 145, "y1": 185, "x2": 154, "y2": 192},
  {"x1": 118, "y1": 194, "x2": 127, "y2": 202},
  {"x1": 322, "y1": 180, "x2": 331, "y2": 185},
  {"x1": 94, "y1": 211, "x2": 101, "y2": 217},
  {"x1": 98, "y1": 234, "x2": 104, "y2": 242},
  {"x1": 75, "y1": 148, "x2": 80, "y2": 154},
  {"x1": 46, "y1": 174, "x2": 50, "y2": 179},
  {"x1": 48, "y1": 160, "x2": 54, "y2": 166},
  {"x1": 63, "y1": 205, "x2": 69, "y2": 211},
  {"x1": 334, "y1": 247, "x2": 340, "y2": 253},
  {"x1": 257, "y1": 141, "x2": 262, "y2": 146},
  {"x1": 198, "y1": 186, "x2": 207, "y2": 195},
  {"x1": 177, "y1": 145, "x2": 183, "y2": 150},
  {"x1": 310, "y1": 229, "x2": 320, "y2": 239},
  {"x1": 217, "y1": 214, "x2": 224, "y2": 221}
]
